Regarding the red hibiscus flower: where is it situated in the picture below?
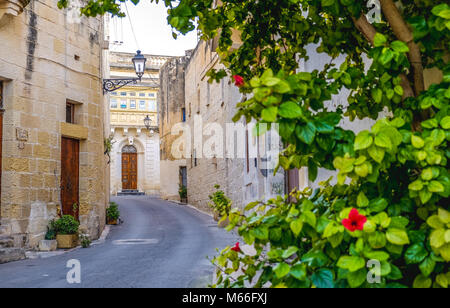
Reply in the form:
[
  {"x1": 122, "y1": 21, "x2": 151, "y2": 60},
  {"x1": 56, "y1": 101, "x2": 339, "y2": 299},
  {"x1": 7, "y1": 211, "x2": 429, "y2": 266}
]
[
  {"x1": 342, "y1": 208, "x2": 367, "y2": 232},
  {"x1": 231, "y1": 242, "x2": 241, "y2": 253},
  {"x1": 233, "y1": 75, "x2": 245, "y2": 87}
]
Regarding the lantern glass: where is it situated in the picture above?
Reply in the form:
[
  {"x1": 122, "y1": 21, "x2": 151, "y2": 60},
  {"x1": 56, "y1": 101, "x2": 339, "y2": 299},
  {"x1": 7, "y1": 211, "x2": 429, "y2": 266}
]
[
  {"x1": 132, "y1": 50, "x2": 146, "y2": 79},
  {"x1": 144, "y1": 115, "x2": 152, "y2": 130}
]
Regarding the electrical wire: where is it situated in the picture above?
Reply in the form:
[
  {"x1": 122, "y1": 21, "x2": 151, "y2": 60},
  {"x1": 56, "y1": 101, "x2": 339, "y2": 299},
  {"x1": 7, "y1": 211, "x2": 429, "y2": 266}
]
[{"x1": 124, "y1": 2, "x2": 140, "y2": 51}]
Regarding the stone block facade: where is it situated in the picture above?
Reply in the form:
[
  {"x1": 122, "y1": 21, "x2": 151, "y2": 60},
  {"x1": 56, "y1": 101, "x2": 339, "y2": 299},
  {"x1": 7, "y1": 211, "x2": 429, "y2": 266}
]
[
  {"x1": 167, "y1": 40, "x2": 285, "y2": 213},
  {"x1": 158, "y1": 56, "x2": 190, "y2": 201},
  {"x1": 0, "y1": 0, "x2": 108, "y2": 249}
]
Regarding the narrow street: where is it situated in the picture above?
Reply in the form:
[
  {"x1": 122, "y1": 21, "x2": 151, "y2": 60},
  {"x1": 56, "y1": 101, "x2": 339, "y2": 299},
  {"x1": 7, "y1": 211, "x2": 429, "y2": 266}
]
[{"x1": 0, "y1": 197, "x2": 238, "y2": 288}]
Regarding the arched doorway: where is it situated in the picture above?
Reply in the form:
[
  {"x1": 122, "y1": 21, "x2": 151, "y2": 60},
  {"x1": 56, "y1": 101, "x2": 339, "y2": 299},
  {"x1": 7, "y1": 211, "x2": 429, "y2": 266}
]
[{"x1": 122, "y1": 145, "x2": 138, "y2": 190}]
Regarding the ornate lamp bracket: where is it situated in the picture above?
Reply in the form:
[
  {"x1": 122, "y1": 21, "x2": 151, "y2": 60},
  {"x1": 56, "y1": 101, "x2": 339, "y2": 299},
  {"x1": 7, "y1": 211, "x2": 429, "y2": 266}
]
[{"x1": 103, "y1": 78, "x2": 140, "y2": 93}]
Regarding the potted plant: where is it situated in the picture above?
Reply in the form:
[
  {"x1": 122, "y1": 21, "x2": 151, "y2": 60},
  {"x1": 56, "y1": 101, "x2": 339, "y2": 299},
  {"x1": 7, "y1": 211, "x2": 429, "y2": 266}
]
[
  {"x1": 208, "y1": 185, "x2": 231, "y2": 228},
  {"x1": 106, "y1": 202, "x2": 120, "y2": 225},
  {"x1": 179, "y1": 185, "x2": 187, "y2": 203},
  {"x1": 39, "y1": 220, "x2": 58, "y2": 252},
  {"x1": 79, "y1": 233, "x2": 91, "y2": 248},
  {"x1": 54, "y1": 215, "x2": 80, "y2": 249}
]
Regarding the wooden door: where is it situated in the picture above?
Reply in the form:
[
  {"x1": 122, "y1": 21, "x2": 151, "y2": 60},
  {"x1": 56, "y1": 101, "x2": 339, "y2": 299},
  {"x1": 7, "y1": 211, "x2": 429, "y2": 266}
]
[
  {"x1": 61, "y1": 137, "x2": 80, "y2": 220},
  {"x1": 122, "y1": 153, "x2": 137, "y2": 190}
]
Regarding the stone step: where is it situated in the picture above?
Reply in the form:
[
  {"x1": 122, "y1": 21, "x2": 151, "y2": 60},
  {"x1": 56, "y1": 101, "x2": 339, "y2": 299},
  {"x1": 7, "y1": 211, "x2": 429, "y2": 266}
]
[
  {"x1": 0, "y1": 248, "x2": 26, "y2": 264},
  {"x1": 117, "y1": 191, "x2": 145, "y2": 196}
]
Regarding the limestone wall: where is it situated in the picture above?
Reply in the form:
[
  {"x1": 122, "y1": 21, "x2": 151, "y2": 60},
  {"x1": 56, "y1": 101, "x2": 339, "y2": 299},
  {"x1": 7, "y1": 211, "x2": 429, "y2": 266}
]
[
  {"x1": 0, "y1": 0, "x2": 107, "y2": 248},
  {"x1": 158, "y1": 56, "x2": 188, "y2": 200},
  {"x1": 184, "y1": 40, "x2": 285, "y2": 213}
]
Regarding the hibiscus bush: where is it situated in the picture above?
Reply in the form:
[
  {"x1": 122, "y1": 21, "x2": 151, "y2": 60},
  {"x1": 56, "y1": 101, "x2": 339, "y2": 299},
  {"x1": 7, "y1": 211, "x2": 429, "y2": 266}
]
[{"x1": 70, "y1": 0, "x2": 449, "y2": 287}]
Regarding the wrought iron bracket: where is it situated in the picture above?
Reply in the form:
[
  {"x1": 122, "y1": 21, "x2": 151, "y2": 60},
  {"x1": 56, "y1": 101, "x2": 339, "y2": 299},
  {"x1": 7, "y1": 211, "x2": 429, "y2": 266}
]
[{"x1": 103, "y1": 78, "x2": 141, "y2": 93}]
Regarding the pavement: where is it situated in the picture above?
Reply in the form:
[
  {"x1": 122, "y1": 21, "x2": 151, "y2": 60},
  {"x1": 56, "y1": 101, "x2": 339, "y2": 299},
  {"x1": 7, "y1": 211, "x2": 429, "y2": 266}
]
[{"x1": 0, "y1": 196, "x2": 239, "y2": 288}]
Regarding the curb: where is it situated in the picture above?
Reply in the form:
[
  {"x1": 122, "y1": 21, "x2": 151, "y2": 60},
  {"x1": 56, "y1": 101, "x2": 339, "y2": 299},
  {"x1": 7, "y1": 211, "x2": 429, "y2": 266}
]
[
  {"x1": 170, "y1": 200, "x2": 214, "y2": 218},
  {"x1": 26, "y1": 225, "x2": 111, "y2": 259}
]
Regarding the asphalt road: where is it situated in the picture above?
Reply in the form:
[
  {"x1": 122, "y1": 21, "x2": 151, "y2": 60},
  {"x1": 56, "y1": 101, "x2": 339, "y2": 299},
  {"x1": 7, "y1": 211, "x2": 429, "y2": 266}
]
[{"x1": 0, "y1": 196, "x2": 238, "y2": 288}]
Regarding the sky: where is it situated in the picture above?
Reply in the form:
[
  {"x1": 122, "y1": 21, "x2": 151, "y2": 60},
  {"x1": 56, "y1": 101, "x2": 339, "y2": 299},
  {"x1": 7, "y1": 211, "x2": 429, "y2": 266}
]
[{"x1": 108, "y1": 1, "x2": 198, "y2": 56}]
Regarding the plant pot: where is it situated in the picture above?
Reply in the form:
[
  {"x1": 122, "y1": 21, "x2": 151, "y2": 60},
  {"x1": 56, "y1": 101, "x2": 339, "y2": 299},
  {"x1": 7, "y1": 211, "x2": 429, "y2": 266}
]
[
  {"x1": 107, "y1": 218, "x2": 118, "y2": 225},
  {"x1": 180, "y1": 197, "x2": 187, "y2": 204},
  {"x1": 39, "y1": 240, "x2": 57, "y2": 252},
  {"x1": 56, "y1": 234, "x2": 78, "y2": 249},
  {"x1": 213, "y1": 211, "x2": 220, "y2": 222}
]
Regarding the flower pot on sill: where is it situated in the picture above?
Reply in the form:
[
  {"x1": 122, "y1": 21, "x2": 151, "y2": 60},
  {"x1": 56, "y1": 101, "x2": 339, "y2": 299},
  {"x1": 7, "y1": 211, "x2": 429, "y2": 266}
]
[
  {"x1": 56, "y1": 234, "x2": 78, "y2": 249},
  {"x1": 107, "y1": 218, "x2": 118, "y2": 225}
]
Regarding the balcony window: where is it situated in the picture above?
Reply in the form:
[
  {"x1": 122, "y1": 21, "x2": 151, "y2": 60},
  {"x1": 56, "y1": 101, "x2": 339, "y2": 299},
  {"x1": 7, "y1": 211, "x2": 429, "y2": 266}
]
[
  {"x1": 130, "y1": 100, "x2": 136, "y2": 109},
  {"x1": 110, "y1": 99, "x2": 118, "y2": 109},
  {"x1": 120, "y1": 99, "x2": 127, "y2": 109},
  {"x1": 139, "y1": 100, "x2": 146, "y2": 110},
  {"x1": 148, "y1": 99, "x2": 157, "y2": 112}
]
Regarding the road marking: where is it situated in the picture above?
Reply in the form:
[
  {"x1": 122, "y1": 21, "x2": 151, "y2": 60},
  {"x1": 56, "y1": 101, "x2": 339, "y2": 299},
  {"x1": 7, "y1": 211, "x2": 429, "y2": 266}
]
[{"x1": 112, "y1": 239, "x2": 159, "y2": 245}]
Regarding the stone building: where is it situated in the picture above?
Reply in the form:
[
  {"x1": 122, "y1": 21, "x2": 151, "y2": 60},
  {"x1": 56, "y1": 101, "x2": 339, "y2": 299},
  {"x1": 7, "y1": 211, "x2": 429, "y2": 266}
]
[
  {"x1": 158, "y1": 55, "x2": 190, "y2": 201},
  {"x1": 159, "y1": 40, "x2": 285, "y2": 212},
  {"x1": 0, "y1": 0, "x2": 109, "y2": 261},
  {"x1": 109, "y1": 51, "x2": 172, "y2": 196}
]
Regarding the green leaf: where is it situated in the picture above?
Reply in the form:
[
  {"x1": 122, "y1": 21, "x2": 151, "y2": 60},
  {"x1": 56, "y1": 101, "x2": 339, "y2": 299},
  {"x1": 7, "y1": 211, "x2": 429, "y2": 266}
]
[
  {"x1": 252, "y1": 226, "x2": 269, "y2": 240},
  {"x1": 419, "y1": 257, "x2": 436, "y2": 277},
  {"x1": 321, "y1": 0, "x2": 334, "y2": 7},
  {"x1": 371, "y1": 88, "x2": 383, "y2": 103},
  {"x1": 408, "y1": 180, "x2": 423, "y2": 191},
  {"x1": 374, "y1": 132, "x2": 392, "y2": 149},
  {"x1": 282, "y1": 246, "x2": 299, "y2": 259},
  {"x1": 386, "y1": 228, "x2": 410, "y2": 245},
  {"x1": 354, "y1": 131, "x2": 373, "y2": 151},
  {"x1": 438, "y1": 208, "x2": 450, "y2": 224},
  {"x1": 430, "y1": 229, "x2": 445, "y2": 249},
  {"x1": 413, "y1": 274, "x2": 432, "y2": 288},
  {"x1": 296, "y1": 122, "x2": 316, "y2": 145},
  {"x1": 302, "y1": 210, "x2": 317, "y2": 228},
  {"x1": 391, "y1": 41, "x2": 409, "y2": 53},
  {"x1": 290, "y1": 219, "x2": 303, "y2": 236},
  {"x1": 428, "y1": 181, "x2": 444, "y2": 193},
  {"x1": 278, "y1": 101, "x2": 303, "y2": 119},
  {"x1": 357, "y1": 191, "x2": 369, "y2": 207},
  {"x1": 419, "y1": 190, "x2": 432, "y2": 204},
  {"x1": 311, "y1": 269, "x2": 334, "y2": 288},
  {"x1": 301, "y1": 251, "x2": 328, "y2": 268},
  {"x1": 440, "y1": 116, "x2": 450, "y2": 129},
  {"x1": 347, "y1": 269, "x2": 367, "y2": 288},
  {"x1": 368, "y1": 232, "x2": 387, "y2": 249},
  {"x1": 290, "y1": 264, "x2": 307, "y2": 280},
  {"x1": 394, "y1": 85, "x2": 404, "y2": 96},
  {"x1": 436, "y1": 273, "x2": 449, "y2": 289},
  {"x1": 368, "y1": 145, "x2": 385, "y2": 163},
  {"x1": 374, "y1": 33, "x2": 387, "y2": 47},
  {"x1": 261, "y1": 107, "x2": 278, "y2": 122},
  {"x1": 369, "y1": 198, "x2": 388, "y2": 212},
  {"x1": 411, "y1": 135, "x2": 424, "y2": 148},
  {"x1": 274, "y1": 262, "x2": 291, "y2": 278},
  {"x1": 427, "y1": 215, "x2": 444, "y2": 229},
  {"x1": 337, "y1": 256, "x2": 366, "y2": 272},
  {"x1": 405, "y1": 244, "x2": 428, "y2": 264},
  {"x1": 364, "y1": 251, "x2": 390, "y2": 262}
]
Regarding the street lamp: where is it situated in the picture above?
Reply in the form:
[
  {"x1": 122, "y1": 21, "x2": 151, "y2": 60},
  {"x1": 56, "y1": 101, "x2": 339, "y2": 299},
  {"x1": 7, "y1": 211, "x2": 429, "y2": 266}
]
[
  {"x1": 132, "y1": 50, "x2": 147, "y2": 79},
  {"x1": 144, "y1": 115, "x2": 152, "y2": 131},
  {"x1": 103, "y1": 50, "x2": 147, "y2": 93}
]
